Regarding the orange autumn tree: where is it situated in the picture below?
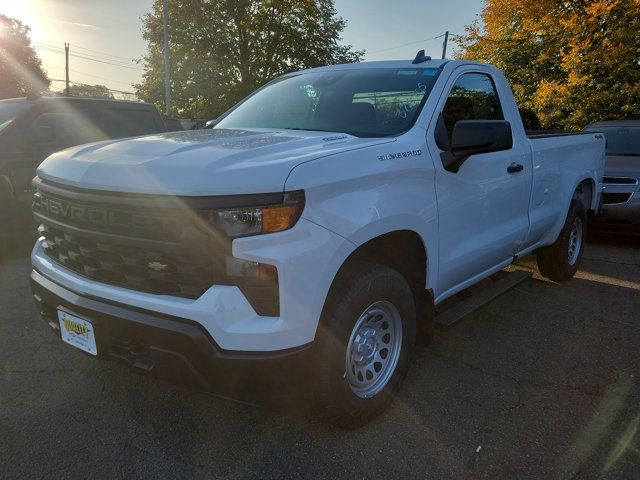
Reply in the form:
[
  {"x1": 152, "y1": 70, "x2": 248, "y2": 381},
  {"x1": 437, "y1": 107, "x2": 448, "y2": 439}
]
[{"x1": 456, "y1": 0, "x2": 640, "y2": 130}]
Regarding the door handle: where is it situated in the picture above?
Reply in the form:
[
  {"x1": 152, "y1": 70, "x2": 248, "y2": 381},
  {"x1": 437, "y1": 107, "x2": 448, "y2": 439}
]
[{"x1": 507, "y1": 162, "x2": 524, "y2": 174}]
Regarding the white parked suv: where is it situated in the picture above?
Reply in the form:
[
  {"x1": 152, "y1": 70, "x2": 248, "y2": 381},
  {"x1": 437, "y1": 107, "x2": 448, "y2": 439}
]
[{"x1": 30, "y1": 54, "x2": 604, "y2": 427}]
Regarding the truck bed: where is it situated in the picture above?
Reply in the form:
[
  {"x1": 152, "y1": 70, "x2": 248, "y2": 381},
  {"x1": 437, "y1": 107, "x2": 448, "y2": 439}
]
[{"x1": 526, "y1": 130, "x2": 596, "y2": 139}]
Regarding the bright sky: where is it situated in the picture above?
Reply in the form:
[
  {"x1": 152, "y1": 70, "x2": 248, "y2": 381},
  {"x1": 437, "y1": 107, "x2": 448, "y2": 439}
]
[{"x1": 0, "y1": 0, "x2": 483, "y2": 95}]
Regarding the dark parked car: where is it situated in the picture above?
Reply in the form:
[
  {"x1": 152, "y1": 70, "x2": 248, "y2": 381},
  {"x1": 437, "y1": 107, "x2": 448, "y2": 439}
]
[
  {"x1": 162, "y1": 117, "x2": 184, "y2": 132},
  {"x1": 584, "y1": 120, "x2": 640, "y2": 228},
  {"x1": 0, "y1": 96, "x2": 168, "y2": 231}
]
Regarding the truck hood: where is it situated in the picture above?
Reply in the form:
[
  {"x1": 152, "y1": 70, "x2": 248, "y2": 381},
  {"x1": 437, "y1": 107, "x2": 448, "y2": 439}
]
[
  {"x1": 604, "y1": 155, "x2": 640, "y2": 178},
  {"x1": 37, "y1": 129, "x2": 394, "y2": 195}
]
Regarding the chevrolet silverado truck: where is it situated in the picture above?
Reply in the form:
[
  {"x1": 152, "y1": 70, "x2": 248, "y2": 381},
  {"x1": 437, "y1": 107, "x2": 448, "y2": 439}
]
[{"x1": 30, "y1": 54, "x2": 605, "y2": 427}]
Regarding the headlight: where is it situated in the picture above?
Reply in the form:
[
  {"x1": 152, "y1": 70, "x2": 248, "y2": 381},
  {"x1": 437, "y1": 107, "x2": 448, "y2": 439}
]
[{"x1": 203, "y1": 191, "x2": 305, "y2": 238}]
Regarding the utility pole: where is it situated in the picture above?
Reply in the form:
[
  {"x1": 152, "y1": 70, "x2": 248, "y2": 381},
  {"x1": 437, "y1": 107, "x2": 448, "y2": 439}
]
[
  {"x1": 441, "y1": 31, "x2": 449, "y2": 59},
  {"x1": 162, "y1": 0, "x2": 171, "y2": 116},
  {"x1": 64, "y1": 43, "x2": 70, "y2": 95}
]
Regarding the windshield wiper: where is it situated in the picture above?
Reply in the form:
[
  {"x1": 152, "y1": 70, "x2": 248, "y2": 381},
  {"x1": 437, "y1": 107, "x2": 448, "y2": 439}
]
[
  {"x1": 609, "y1": 153, "x2": 640, "y2": 157},
  {"x1": 282, "y1": 127, "x2": 390, "y2": 138},
  {"x1": 283, "y1": 127, "x2": 342, "y2": 134},
  {"x1": 343, "y1": 131, "x2": 391, "y2": 138}
]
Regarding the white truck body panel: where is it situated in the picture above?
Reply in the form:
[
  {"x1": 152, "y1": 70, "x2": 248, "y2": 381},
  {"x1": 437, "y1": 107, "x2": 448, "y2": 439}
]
[
  {"x1": 37, "y1": 129, "x2": 394, "y2": 196},
  {"x1": 31, "y1": 59, "x2": 605, "y2": 352}
]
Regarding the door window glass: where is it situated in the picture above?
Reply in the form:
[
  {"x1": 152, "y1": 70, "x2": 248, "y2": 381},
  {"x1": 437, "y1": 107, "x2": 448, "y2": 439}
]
[
  {"x1": 98, "y1": 108, "x2": 158, "y2": 138},
  {"x1": 442, "y1": 73, "x2": 504, "y2": 139},
  {"x1": 29, "y1": 109, "x2": 103, "y2": 149}
]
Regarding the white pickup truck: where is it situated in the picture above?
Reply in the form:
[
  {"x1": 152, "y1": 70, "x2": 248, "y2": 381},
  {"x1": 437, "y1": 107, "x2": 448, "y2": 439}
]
[{"x1": 30, "y1": 54, "x2": 604, "y2": 427}]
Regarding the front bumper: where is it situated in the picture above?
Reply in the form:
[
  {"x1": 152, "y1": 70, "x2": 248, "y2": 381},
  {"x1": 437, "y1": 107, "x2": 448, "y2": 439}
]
[
  {"x1": 31, "y1": 215, "x2": 350, "y2": 351},
  {"x1": 599, "y1": 191, "x2": 640, "y2": 226},
  {"x1": 30, "y1": 268, "x2": 312, "y2": 398}
]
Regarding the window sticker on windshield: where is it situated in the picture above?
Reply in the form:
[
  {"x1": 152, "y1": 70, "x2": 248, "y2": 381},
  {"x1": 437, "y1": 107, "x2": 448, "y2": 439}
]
[{"x1": 397, "y1": 70, "x2": 419, "y2": 76}]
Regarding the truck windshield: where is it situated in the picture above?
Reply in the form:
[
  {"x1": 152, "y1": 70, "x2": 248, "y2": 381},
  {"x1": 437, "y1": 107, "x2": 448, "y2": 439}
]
[
  {"x1": 587, "y1": 125, "x2": 640, "y2": 156},
  {"x1": 216, "y1": 68, "x2": 441, "y2": 137},
  {"x1": 0, "y1": 101, "x2": 29, "y2": 133}
]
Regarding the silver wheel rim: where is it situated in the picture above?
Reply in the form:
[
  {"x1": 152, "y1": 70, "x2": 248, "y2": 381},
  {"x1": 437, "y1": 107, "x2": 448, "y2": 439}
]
[
  {"x1": 345, "y1": 301, "x2": 403, "y2": 398},
  {"x1": 568, "y1": 217, "x2": 583, "y2": 266}
]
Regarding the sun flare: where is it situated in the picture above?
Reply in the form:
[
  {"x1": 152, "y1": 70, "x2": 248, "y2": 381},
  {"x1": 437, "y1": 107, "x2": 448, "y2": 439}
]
[{"x1": 0, "y1": 0, "x2": 44, "y2": 42}]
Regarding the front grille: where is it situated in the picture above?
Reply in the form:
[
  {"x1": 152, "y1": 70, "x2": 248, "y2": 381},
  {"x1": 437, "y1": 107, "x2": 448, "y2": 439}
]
[
  {"x1": 602, "y1": 192, "x2": 633, "y2": 205},
  {"x1": 32, "y1": 181, "x2": 230, "y2": 300},
  {"x1": 32, "y1": 179, "x2": 281, "y2": 315},
  {"x1": 39, "y1": 224, "x2": 217, "y2": 298},
  {"x1": 603, "y1": 176, "x2": 638, "y2": 185}
]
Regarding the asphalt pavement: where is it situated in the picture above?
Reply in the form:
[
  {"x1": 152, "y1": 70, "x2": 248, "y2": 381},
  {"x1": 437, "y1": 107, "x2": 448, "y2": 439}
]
[{"x1": 1, "y1": 233, "x2": 639, "y2": 479}]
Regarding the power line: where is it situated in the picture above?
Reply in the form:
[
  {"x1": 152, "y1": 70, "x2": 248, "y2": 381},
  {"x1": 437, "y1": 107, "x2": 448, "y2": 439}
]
[
  {"x1": 39, "y1": 45, "x2": 143, "y2": 70},
  {"x1": 71, "y1": 44, "x2": 139, "y2": 62},
  {"x1": 367, "y1": 34, "x2": 448, "y2": 55},
  {"x1": 35, "y1": 41, "x2": 138, "y2": 63},
  {"x1": 70, "y1": 53, "x2": 143, "y2": 71},
  {"x1": 37, "y1": 44, "x2": 144, "y2": 71}
]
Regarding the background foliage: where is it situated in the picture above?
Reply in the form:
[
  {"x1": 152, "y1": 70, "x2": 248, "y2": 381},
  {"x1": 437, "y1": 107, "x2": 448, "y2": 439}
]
[
  {"x1": 67, "y1": 84, "x2": 114, "y2": 99},
  {"x1": 135, "y1": 0, "x2": 363, "y2": 119},
  {"x1": 0, "y1": 14, "x2": 49, "y2": 99},
  {"x1": 456, "y1": 0, "x2": 640, "y2": 129}
]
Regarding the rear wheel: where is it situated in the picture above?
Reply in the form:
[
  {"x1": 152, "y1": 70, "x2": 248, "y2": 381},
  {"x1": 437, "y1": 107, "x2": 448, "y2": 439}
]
[
  {"x1": 312, "y1": 262, "x2": 416, "y2": 428},
  {"x1": 537, "y1": 200, "x2": 586, "y2": 282}
]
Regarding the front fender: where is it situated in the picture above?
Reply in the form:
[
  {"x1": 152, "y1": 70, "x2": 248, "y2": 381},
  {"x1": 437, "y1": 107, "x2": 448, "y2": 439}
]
[{"x1": 286, "y1": 145, "x2": 438, "y2": 288}]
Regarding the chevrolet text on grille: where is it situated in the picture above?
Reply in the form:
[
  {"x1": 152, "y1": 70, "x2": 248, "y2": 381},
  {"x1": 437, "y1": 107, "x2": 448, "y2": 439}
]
[{"x1": 35, "y1": 193, "x2": 160, "y2": 232}]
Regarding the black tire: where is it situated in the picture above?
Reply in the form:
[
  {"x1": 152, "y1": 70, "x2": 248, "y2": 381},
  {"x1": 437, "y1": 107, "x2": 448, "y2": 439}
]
[
  {"x1": 312, "y1": 261, "x2": 416, "y2": 428},
  {"x1": 536, "y1": 200, "x2": 586, "y2": 282}
]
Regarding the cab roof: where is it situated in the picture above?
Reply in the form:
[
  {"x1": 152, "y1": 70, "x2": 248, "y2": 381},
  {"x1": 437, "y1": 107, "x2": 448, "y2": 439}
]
[
  {"x1": 0, "y1": 96, "x2": 150, "y2": 107},
  {"x1": 299, "y1": 58, "x2": 483, "y2": 74}
]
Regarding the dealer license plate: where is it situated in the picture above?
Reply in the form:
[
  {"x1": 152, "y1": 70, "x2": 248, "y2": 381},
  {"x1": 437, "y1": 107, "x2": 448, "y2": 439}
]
[{"x1": 58, "y1": 310, "x2": 98, "y2": 356}]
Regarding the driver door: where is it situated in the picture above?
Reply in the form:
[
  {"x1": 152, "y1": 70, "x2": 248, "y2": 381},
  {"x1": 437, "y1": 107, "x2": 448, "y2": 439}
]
[{"x1": 428, "y1": 70, "x2": 532, "y2": 297}]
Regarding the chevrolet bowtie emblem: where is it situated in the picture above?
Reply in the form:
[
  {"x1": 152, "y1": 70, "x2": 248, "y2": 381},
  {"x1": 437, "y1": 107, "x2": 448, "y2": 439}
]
[{"x1": 148, "y1": 261, "x2": 169, "y2": 272}]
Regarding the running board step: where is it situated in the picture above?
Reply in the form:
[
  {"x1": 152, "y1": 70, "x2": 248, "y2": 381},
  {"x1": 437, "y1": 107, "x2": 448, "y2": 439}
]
[{"x1": 436, "y1": 270, "x2": 532, "y2": 328}]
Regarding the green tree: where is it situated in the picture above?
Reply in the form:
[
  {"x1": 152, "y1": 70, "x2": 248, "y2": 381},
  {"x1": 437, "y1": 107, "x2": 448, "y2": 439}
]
[
  {"x1": 68, "y1": 83, "x2": 115, "y2": 99},
  {"x1": 135, "y1": 0, "x2": 363, "y2": 118},
  {"x1": 456, "y1": 0, "x2": 640, "y2": 130},
  {"x1": 0, "y1": 14, "x2": 49, "y2": 99}
]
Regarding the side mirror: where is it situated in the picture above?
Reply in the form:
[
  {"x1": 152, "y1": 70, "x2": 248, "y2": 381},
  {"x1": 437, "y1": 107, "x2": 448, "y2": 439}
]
[
  {"x1": 441, "y1": 120, "x2": 513, "y2": 173},
  {"x1": 35, "y1": 125, "x2": 56, "y2": 144}
]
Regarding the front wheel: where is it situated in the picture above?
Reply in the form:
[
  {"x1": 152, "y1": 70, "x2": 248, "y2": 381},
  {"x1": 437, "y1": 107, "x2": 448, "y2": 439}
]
[
  {"x1": 536, "y1": 200, "x2": 586, "y2": 282},
  {"x1": 312, "y1": 262, "x2": 416, "y2": 428}
]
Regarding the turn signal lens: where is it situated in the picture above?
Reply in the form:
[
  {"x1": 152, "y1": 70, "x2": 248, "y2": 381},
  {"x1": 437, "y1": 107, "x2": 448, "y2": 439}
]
[
  {"x1": 204, "y1": 191, "x2": 305, "y2": 238},
  {"x1": 262, "y1": 203, "x2": 304, "y2": 234}
]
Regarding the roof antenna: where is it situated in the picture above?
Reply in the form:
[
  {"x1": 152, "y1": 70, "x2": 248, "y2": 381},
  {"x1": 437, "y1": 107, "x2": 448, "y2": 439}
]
[{"x1": 412, "y1": 49, "x2": 432, "y2": 64}]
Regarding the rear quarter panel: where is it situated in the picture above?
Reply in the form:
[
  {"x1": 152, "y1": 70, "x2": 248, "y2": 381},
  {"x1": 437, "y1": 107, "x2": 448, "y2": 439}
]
[{"x1": 526, "y1": 132, "x2": 605, "y2": 248}]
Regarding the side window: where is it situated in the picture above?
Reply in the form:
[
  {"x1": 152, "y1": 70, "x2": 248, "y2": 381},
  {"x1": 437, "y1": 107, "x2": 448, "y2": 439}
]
[
  {"x1": 441, "y1": 73, "x2": 504, "y2": 140},
  {"x1": 28, "y1": 109, "x2": 103, "y2": 149},
  {"x1": 98, "y1": 108, "x2": 158, "y2": 138}
]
